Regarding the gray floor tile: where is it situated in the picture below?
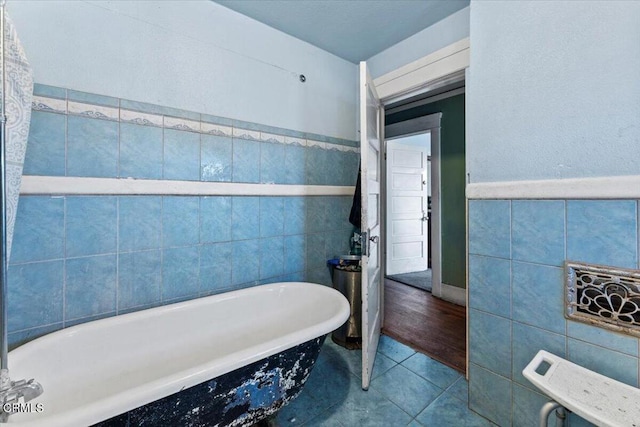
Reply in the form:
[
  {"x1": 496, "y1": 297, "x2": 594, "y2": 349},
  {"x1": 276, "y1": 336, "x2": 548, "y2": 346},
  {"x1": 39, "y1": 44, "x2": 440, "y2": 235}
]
[
  {"x1": 378, "y1": 335, "x2": 416, "y2": 363},
  {"x1": 280, "y1": 336, "x2": 481, "y2": 427},
  {"x1": 303, "y1": 360, "x2": 354, "y2": 410},
  {"x1": 371, "y1": 365, "x2": 444, "y2": 417},
  {"x1": 416, "y1": 392, "x2": 496, "y2": 427},
  {"x1": 352, "y1": 351, "x2": 398, "y2": 381},
  {"x1": 277, "y1": 391, "x2": 330, "y2": 425},
  {"x1": 401, "y1": 352, "x2": 462, "y2": 389},
  {"x1": 447, "y1": 376, "x2": 469, "y2": 403},
  {"x1": 323, "y1": 379, "x2": 413, "y2": 427},
  {"x1": 371, "y1": 352, "x2": 398, "y2": 380},
  {"x1": 304, "y1": 407, "x2": 346, "y2": 427}
]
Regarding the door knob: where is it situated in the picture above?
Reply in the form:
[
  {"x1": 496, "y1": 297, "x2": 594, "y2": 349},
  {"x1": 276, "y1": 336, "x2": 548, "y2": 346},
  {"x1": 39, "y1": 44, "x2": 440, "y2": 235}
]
[{"x1": 369, "y1": 235, "x2": 379, "y2": 244}]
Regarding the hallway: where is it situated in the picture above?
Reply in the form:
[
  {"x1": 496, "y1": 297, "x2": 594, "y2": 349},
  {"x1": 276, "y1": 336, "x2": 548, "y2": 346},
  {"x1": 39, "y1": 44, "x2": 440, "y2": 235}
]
[{"x1": 382, "y1": 278, "x2": 466, "y2": 373}]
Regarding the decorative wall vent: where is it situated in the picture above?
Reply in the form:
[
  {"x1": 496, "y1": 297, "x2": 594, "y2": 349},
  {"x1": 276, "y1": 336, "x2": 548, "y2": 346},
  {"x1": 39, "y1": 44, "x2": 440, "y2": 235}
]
[{"x1": 565, "y1": 261, "x2": 640, "y2": 337}]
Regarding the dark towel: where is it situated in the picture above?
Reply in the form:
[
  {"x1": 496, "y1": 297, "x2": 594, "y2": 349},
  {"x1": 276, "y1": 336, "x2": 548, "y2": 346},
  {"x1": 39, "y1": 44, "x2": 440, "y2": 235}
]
[{"x1": 349, "y1": 165, "x2": 361, "y2": 228}]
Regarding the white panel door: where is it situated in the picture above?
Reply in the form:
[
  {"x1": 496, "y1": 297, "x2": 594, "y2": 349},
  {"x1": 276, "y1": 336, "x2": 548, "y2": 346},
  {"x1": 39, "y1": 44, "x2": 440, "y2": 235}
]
[
  {"x1": 360, "y1": 61, "x2": 382, "y2": 391},
  {"x1": 385, "y1": 140, "x2": 429, "y2": 275}
]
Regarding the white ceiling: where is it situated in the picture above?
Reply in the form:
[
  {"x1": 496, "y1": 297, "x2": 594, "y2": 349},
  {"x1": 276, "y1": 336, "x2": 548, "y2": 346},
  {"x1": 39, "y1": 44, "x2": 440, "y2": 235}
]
[{"x1": 213, "y1": 0, "x2": 469, "y2": 63}]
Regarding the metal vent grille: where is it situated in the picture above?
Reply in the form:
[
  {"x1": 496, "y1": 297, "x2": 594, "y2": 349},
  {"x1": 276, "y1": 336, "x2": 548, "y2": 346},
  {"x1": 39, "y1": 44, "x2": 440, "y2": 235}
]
[{"x1": 565, "y1": 261, "x2": 640, "y2": 337}]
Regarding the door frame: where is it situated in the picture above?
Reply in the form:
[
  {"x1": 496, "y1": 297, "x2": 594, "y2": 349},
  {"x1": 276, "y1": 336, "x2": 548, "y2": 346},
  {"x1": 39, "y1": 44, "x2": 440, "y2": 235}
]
[
  {"x1": 372, "y1": 38, "x2": 470, "y2": 374},
  {"x1": 374, "y1": 37, "x2": 469, "y2": 296}
]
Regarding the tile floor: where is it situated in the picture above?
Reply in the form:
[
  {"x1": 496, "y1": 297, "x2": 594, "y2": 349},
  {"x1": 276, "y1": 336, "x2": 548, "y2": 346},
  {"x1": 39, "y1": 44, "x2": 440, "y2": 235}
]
[{"x1": 277, "y1": 335, "x2": 495, "y2": 426}]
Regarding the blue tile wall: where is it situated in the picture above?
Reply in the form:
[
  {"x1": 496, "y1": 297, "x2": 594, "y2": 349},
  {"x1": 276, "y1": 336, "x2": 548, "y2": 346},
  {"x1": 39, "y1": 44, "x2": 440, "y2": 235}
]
[
  {"x1": 200, "y1": 242, "x2": 233, "y2": 294},
  {"x1": 232, "y1": 139, "x2": 261, "y2": 183},
  {"x1": 68, "y1": 89, "x2": 120, "y2": 107},
  {"x1": 512, "y1": 384, "x2": 549, "y2": 427},
  {"x1": 283, "y1": 144, "x2": 306, "y2": 184},
  {"x1": 11, "y1": 196, "x2": 64, "y2": 263},
  {"x1": 468, "y1": 254, "x2": 510, "y2": 318},
  {"x1": 511, "y1": 261, "x2": 565, "y2": 334},
  {"x1": 566, "y1": 200, "x2": 638, "y2": 269},
  {"x1": 259, "y1": 197, "x2": 284, "y2": 238},
  {"x1": 232, "y1": 197, "x2": 260, "y2": 241},
  {"x1": 469, "y1": 308, "x2": 512, "y2": 378},
  {"x1": 67, "y1": 116, "x2": 118, "y2": 178},
  {"x1": 30, "y1": 89, "x2": 359, "y2": 186},
  {"x1": 162, "y1": 197, "x2": 200, "y2": 247},
  {"x1": 567, "y1": 338, "x2": 638, "y2": 387},
  {"x1": 119, "y1": 123, "x2": 163, "y2": 179},
  {"x1": 65, "y1": 255, "x2": 117, "y2": 320},
  {"x1": 33, "y1": 83, "x2": 66, "y2": 99},
  {"x1": 9, "y1": 85, "x2": 358, "y2": 349},
  {"x1": 65, "y1": 196, "x2": 117, "y2": 257},
  {"x1": 260, "y1": 142, "x2": 285, "y2": 184},
  {"x1": 284, "y1": 197, "x2": 306, "y2": 235},
  {"x1": 567, "y1": 321, "x2": 639, "y2": 357},
  {"x1": 200, "y1": 196, "x2": 232, "y2": 243},
  {"x1": 163, "y1": 129, "x2": 201, "y2": 181},
  {"x1": 259, "y1": 237, "x2": 285, "y2": 279},
  {"x1": 23, "y1": 111, "x2": 66, "y2": 176},
  {"x1": 119, "y1": 196, "x2": 162, "y2": 252},
  {"x1": 468, "y1": 200, "x2": 511, "y2": 259},
  {"x1": 9, "y1": 193, "x2": 352, "y2": 344},
  {"x1": 306, "y1": 144, "x2": 327, "y2": 185},
  {"x1": 162, "y1": 246, "x2": 200, "y2": 301},
  {"x1": 118, "y1": 250, "x2": 162, "y2": 310},
  {"x1": 468, "y1": 198, "x2": 640, "y2": 426},
  {"x1": 201, "y1": 134, "x2": 232, "y2": 182},
  {"x1": 232, "y1": 239, "x2": 260, "y2": 286},
  {"x1": 511, "y1": 322, "x2": 566, "y2": 391},
  {"x1": 512, "y1": 200, "x2": 565, "y2": 266},
  {"x1": 469, "y1": 364, "x2": 512, "y2": 426},
  {"x1": 284, "y1": 234, "x2": 306, "y2": 275},
  {"x1": 8, "y1": 261, "x2": 64, "y2": 331}
]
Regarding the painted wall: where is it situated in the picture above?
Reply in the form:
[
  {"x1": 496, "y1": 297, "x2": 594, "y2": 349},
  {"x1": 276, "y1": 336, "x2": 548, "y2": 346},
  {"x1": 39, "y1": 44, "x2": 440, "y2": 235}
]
[
  {"x1": 387, "y1": 94, "x2": 466, "y2": 290},
  {"x1": 8, "y1": 0, "x2": 358, "y2": 141},
  {"x1": 9, "y1": 85, "x2": 358, "y2": 349},
  {"x1": 467, "y1": 0, "x2": 640, "y2": 183},
  {"x1": 467, "y1": 1, "x2": 640, "y2": 425},
  {"x1": 366, "y1": 6, "x2": 470, "y2": 79}
]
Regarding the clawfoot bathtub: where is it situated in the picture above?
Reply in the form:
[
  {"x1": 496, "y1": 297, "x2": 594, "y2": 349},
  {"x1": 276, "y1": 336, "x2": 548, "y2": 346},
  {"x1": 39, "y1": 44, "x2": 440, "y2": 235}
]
[{"x1": 6, "y1": 282, "x2": 349, "y2": 426}]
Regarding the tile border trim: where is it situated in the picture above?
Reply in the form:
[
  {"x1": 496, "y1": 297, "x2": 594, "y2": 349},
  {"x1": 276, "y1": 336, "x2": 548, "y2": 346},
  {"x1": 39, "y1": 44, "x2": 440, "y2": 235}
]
[
  {"x1": 466, "y1": 175, "x2": 640, "y2": 200},
  {"x1": 32, "y1": 85, "x2": 359, "y2": 149},
  {"x1": 20, "y1": 175, "x2": 356, "y2": 197}
]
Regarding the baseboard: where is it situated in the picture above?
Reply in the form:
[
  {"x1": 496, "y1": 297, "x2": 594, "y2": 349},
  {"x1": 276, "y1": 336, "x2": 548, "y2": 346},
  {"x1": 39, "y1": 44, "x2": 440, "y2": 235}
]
[{"x1": 439, "y1": 283, "x2": 466, "y2": 306}]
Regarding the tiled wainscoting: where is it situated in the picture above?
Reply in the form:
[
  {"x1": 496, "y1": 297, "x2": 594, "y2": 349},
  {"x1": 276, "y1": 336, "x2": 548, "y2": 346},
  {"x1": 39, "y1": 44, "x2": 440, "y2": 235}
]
[
  {"x1": 468, "y1": 199, "x2": 640, "y2": 426},
  {"x1": 8, "y1": 84, "x2": 359, "y2": 349},
  {"x1": 28, "y1": 85, "x2": 359, "y2": 184}
]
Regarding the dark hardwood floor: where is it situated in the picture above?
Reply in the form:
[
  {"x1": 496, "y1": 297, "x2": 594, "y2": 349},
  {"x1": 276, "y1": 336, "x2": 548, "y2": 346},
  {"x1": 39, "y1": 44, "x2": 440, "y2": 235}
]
[{"x1": 382, "y1": 278, "x2": 467, "y2": 374}]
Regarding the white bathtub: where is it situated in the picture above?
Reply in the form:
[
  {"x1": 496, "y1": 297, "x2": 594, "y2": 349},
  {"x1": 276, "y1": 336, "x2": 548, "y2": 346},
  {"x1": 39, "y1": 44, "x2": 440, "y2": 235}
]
[{"x1": 6, "y1": 282, "x2": 350, "y2": 426}]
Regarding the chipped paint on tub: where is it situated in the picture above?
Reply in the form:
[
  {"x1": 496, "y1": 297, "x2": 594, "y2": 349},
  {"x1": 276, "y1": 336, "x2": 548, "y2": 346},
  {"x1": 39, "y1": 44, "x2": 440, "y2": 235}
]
[{"x1": 93, "y1": 337, "x2": 325, "y2": 427}]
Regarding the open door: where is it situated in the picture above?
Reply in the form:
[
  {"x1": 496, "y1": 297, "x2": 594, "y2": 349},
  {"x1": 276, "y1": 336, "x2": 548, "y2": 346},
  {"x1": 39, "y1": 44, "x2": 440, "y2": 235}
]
[{"x1": 360, "y1": 61, "x2": 382, "y2": 390}]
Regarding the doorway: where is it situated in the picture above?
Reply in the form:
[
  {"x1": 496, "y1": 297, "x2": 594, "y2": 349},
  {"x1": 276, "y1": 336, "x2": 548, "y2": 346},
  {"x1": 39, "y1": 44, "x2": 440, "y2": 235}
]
[
  {"x1": 380, "y1": 87, "x2": 467, "y2": 373},
  {"x1": 384, "y1": 132, "x2": 432, "y2": 294},
  {"x1": 384, "y1": 112, "x2": 442, "y2": 297},
  {"x1": 362, "y1": 37, "x2": 470, "y2": 378}
]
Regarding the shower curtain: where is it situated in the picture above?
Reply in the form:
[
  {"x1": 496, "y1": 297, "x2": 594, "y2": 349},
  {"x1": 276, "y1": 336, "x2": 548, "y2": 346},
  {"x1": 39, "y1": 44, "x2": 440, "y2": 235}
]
[{"x1": 2, "y1": 12, "x2": 33, "y2": 260}]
